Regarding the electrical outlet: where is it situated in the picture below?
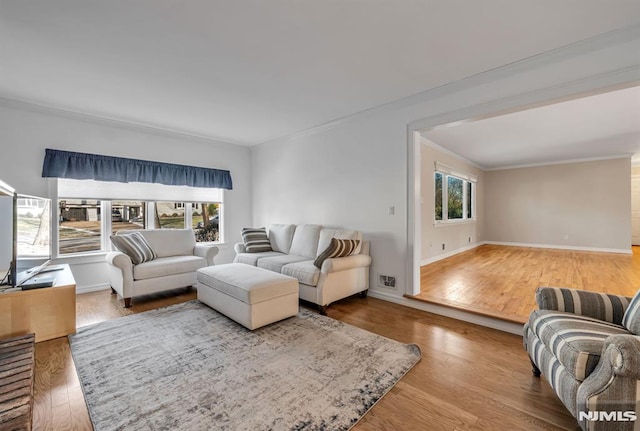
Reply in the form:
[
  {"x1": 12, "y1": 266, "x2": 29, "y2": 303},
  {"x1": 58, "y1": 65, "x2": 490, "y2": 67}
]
[{"x1": 378, "y1": 274, "x2": 397, "y2": 289}]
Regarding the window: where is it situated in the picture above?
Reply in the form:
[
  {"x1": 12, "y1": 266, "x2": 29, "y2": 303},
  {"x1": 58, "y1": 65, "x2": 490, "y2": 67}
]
[
  {"x1": 154, "y1": 202, "x2": 186, "y2": 229},
  {"x1": 111, "y1": 201, "x2": 146, "y2": 235},
  {"x1": 434, "y1": 173, "x2": 443, "y2": 221},
  {"x1": 55, "y1": 179, "x2": 225, "y2": 256},
  {"x1": 193, "y1": 202, "x2": 221, "y2": 242},
  {"x1": 434, "y1": 165, "x2": 476, "y2": 223},
  {"x1": 58, "y1": 199, "x2": 102, "y2": 254},
  {"x1": 447, "y1": 176, "x2": 463, "y2": 220}
]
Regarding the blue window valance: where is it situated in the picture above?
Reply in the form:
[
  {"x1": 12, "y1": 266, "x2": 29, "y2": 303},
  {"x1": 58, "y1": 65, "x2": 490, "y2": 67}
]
[{"x1": 42, "y1": 149, "x2": 233, "y2": 190}]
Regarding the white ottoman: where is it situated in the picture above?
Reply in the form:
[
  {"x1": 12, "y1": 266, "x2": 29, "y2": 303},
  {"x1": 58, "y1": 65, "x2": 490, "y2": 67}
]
[{"x1": 197, "y1": 263, "x2": 299, "y2": 330}]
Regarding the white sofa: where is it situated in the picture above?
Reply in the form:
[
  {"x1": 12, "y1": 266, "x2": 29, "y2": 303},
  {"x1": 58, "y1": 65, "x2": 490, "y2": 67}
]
[
  {"x1": 234, "y1": 224, "x2": 371, "y2": 313},
  {"x1": 106, "y1": 229, "x2": 219, "y2": 307}
]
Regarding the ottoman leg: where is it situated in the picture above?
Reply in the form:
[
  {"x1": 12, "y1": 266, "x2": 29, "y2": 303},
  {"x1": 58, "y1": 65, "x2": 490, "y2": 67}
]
[
  {"x1": 319, "y1": 305, "x2": 328, "y2": 315},
  {"x1": 123, "y1": 298, "x2": 132, "y2": 308}
]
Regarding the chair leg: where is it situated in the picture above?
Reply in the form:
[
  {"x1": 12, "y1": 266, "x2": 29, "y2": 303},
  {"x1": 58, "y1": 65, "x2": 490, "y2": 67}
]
[
  {"x1": 359, "y1": 289, "x2": 368, "y2": 298},
  {"x1": 123, "y1": 298, "x2": 132, "y2": 308},
  {"x1": 530, "y1": 358, "x2": 541, "y2": 377}
]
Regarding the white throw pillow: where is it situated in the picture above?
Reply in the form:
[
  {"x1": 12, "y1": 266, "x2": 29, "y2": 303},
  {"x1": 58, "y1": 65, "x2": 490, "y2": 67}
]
[
  {"x1": 268, "y1": 224, "x2": 296, "y2": 254},
  {"x1": 289, "y1": 224, "x2": 322, "y2": 258}
]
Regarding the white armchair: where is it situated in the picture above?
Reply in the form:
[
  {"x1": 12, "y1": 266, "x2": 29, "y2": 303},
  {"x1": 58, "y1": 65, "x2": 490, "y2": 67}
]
[{"x1": 106, "y1": 229, "x2": 218, "y2": 307}]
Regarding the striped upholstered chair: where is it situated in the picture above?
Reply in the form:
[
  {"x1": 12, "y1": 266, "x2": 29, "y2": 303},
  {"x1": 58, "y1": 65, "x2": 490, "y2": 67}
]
[{"x1": 524, "y1": 287, "x2": 640, "y2": 431}]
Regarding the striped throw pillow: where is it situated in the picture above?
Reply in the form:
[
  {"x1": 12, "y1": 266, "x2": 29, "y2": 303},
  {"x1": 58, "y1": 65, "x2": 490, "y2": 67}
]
[
  {"x1": 110, "y1": 232, "x2": 157, "y2": 264},
  {"x1": 242, "y1": 227, "x2": 273, "y2": 253},
  {"x1": 622, "y1": 289, "x2": 640, "y2": 334},
  {"x1": 313, "y1": 238, "x2": 360, "y2": 268}
]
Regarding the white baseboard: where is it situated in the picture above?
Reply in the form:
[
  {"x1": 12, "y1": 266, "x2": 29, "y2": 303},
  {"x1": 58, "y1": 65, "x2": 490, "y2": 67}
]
[
  {"x1": 76, "y1": 282, "x2": 111, "y2": 294},
  {"x1": 483, "y1": 241, "x2": 632, "y2": 255},
  {"x1": 368, "y1": 289, "x2": 523, "y2": 335},
  {"x1": 421, "y1": 241, "x2": 486, "y2": 266}
]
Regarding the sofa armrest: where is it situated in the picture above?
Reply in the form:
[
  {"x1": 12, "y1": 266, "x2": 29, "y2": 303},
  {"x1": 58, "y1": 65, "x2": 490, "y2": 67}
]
[
  {"x1": 105, "y1": 251, "x2": 134, "y2": 297},
  {"x1": 536, "y1": 287, "x2": 632, "y2": 325},
  {"x1": 602, "y1": 334, "x2": 640, "y2": 379},
  {"x1": 106, "y1": 251, "x2": 133, "y2": 270},
  {"x1": 577, "y1": 335, "x2": 640, "y2": 428},
  {"x1": 321, "y1": 254, "x2": 372, "y2": 274},
  {"x1": 194, "y1": 244, "x2": 219, "y2": 266},
  {"x1": 234, "y1": 242, "x2": 246, "y2": 254}
]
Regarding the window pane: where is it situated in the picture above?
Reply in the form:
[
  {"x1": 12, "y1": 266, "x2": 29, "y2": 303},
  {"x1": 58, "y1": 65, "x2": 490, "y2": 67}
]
[
  {"x1": 193, "y1": 202, "x2": 221, "y2": 242},
  {"x1": 58, "y1": 199, "x2": 102, "y2": 254},
  {"x1": 154, "y1": 202, "x2": 185, "y2": 229},
  {"x1": 466, "y1": 182, "x2": 473, "y2": 219},
  {"x1": 17, "y1": 197, "x2": 50, "y2": 257},
  {"x1": 447, "y1": 176, "x2": 463, "y2": 219},
  {"x1": 112, "y1": 201, "x2": 146, "y2": 235},
  {"x1": 434, "y1": 173, "x2": 443, "y2": 221}
]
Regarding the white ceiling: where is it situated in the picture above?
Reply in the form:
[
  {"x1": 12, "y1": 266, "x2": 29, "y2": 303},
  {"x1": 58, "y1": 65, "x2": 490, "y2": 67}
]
[
  {"x1": 1, "y1": 1, "x2": 640, "y2": 146},
  {"x1": 423, "y1": 85, "x2": 640, "y2": 169}
]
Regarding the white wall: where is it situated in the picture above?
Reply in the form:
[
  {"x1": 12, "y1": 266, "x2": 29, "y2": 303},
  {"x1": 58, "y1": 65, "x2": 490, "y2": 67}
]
[
  {"x1": 252, "y1": 27, "x2": 640, "y2": 299},
  {"x1": 420, "y1": 141, "x2": 484, "y2": 263},
  {"x1": 484, "y1": 158, "x2": 631, "y2": 252},
  {"x1": 0, "y1": 102, "x2": 252, "y2": 290}
]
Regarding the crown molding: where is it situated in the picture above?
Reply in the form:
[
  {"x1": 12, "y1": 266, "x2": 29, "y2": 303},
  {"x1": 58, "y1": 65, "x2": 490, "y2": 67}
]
[
  {"x1": 0, "y1": 95, "x2": 250, "y2": 149},
  {"x1": 484, "y1": 154, "x2": 633, "y2": 171},
  {"x1": 419, "y1": 137, "x2": 484, "y2": 170}
]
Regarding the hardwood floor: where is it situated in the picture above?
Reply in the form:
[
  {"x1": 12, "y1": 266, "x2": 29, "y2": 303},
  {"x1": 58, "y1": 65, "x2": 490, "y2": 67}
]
[
  {"x1": 33, "y1": 288, "x2": 579, "y2": 430},
  {"x1": 413, "y1": 244, "x2": 640, "y2": 324}
]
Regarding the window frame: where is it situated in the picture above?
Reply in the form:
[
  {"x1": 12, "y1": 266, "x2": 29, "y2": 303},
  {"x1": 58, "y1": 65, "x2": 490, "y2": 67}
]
[{"x1": 434, "y1": 171, "x2": 476, "y2": 225}]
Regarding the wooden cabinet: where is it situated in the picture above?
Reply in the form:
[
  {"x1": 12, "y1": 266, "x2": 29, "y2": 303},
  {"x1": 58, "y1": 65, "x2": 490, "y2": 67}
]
[{"x1": 0, "y1": 265, "x2": 76, "y2": 342}]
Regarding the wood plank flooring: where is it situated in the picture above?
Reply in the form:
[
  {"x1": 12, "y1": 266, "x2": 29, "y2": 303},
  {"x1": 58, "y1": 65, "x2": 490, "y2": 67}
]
[
  {"x1": 413, "y1": 244, "x2": 640, "y2": 324},
  {"x1": 33, "y1": 288, "x2": 579, "y2": 430}
]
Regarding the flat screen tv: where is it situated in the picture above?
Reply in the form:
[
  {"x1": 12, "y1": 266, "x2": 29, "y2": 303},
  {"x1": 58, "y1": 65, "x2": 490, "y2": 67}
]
[
  {"x1": 1, "y1": 188, "x2": 51, "y2": 288},
  {"x1": 0, "y1": 180, "x2": 16, "y2": 287}
]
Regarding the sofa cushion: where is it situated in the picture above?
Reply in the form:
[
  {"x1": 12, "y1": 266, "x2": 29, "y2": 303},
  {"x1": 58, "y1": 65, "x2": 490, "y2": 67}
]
[
  {"x1": 316, "y1": 229, "x2": 362, "y2": 257},
  {"x1": 529, "y1": 310, "x2": 629, "y2": 381},
  {"x1": 241, "y1": 227, "x2": 273, "y2": 253},
  {"x1": 314, "y1": 238, "x2": 361, "y2": 268},
  {"x1": 257, "y1": 255, "x2": 310, "y2": 273},
  {"x1": 234, "y1": 251, "x2": 284, "y2": 266},
  {"x1": 134, "y1": 255, "x2": 207, "y2": 280},
  {"x1": 110, "y1": 232, "x2": 157, "y2": 264},
  {"x1": 622, "y1": 289, "x2": 640, "y2": 334},
  {"x1": 281, "y1": 261, "x2": 320, "y2": 286},
  {"x1": 128, "y1": 229, "x2": 195, "y2": 258},
  {"x1": 289, "y1": 224, "x2": 322, "y2": 259},
  {"x1": 268, "y1": 224, "x2": 296, "y2": 254}
]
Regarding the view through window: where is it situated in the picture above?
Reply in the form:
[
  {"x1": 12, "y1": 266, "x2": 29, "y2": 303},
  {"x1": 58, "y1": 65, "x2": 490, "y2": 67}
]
[
  {"x1": 58, "y1": 199, "x2": 102, "y2": 254},
  {"x1": 57, "y1": 199, "x2": 221, "y2": 255}
]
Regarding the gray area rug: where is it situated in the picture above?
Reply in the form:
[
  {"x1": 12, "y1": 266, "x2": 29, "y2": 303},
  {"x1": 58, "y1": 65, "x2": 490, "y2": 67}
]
[{"x1": 69, "y1": 301, "x2": 421, "y2": 431}]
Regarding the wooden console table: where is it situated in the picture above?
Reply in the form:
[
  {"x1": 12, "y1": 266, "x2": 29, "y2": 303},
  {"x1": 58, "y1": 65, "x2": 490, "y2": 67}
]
[{"x1": 0, "y1": 265, "x2": 76, "y2": 342}]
